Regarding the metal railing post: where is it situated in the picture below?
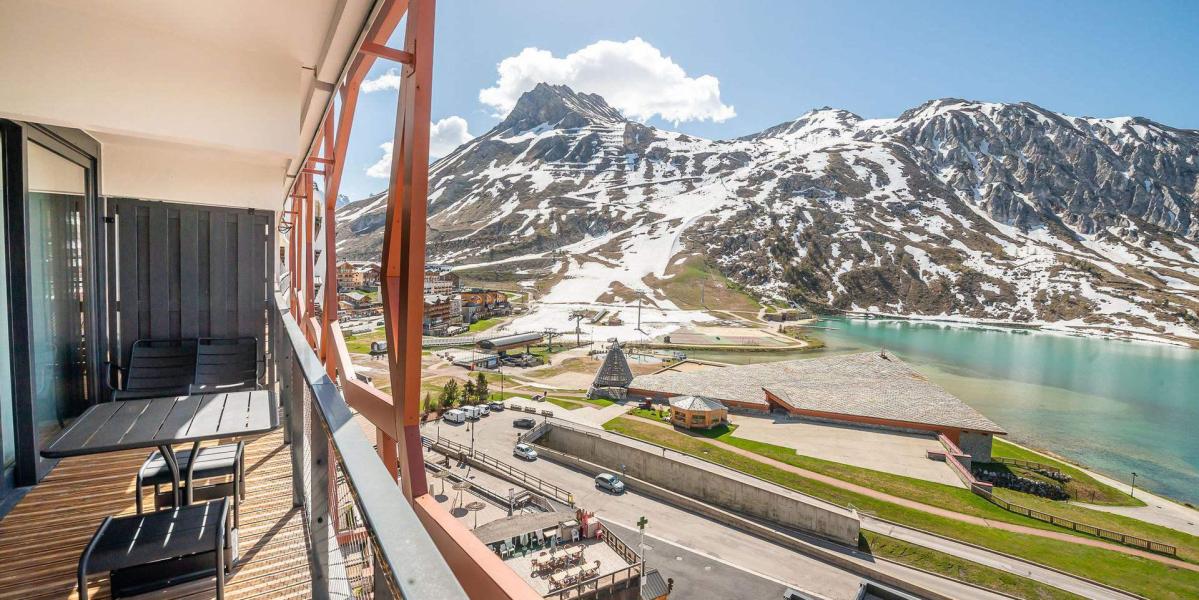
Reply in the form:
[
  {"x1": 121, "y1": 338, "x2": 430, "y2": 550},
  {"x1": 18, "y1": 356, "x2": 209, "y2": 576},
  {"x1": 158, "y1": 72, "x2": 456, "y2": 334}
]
[
  {"x1": 372, "y1": 552, "x2": 396, "y2": 600},
  {"x1": 278, "y1": 310, "x2": 293, "y2": 446},
  {"x1": 289, "y1": 354, "x2": 306, "y2": 507},
  {"x1": 309, "y1": 394, "x2": 333, "y2": 600}
]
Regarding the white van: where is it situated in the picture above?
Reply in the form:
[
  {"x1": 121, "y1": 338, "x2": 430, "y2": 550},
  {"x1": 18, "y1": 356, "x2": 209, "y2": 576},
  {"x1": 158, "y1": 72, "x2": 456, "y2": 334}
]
[
  {"x1": 443, "y1": 409, "x2": 466, "y2": 424},
  {"x1": 462, "y1": 406, "x2": 481, "y2": 420},
  {"x1": 478, "y1": 404, "x2": 490, "y2": 416}
]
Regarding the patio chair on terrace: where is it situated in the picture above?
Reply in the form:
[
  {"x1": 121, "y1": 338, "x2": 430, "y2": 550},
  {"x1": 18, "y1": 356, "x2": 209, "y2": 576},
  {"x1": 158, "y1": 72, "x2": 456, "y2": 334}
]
[
  {"x1": 134, "y1": 337, "x2": 261, "y2": 516},
  {"x1": 108, "y1": 339, "x2": 197, "y2": 400}
]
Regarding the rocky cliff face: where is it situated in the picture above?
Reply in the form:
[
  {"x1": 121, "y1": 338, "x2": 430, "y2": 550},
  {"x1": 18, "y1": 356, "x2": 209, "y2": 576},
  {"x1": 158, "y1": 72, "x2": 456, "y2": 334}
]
[{"x1": 336, "y1": 83, "x2": 1199, "y2": 343}]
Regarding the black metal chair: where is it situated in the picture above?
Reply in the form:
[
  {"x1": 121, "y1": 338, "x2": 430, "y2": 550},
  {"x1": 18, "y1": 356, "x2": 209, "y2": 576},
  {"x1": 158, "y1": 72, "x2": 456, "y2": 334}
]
[
  {"x1": 136, "y1": 441, "x2": 243, "y2": 528},
  {"x1": 108, "y1": 339, "x2": 197, "y2": 400},
  {"x1": 78, "y1": 497, "x2": 231, "y2": 600},
  {"x1": 190, "y1": 337, "x2": 263, "y2": 394},
  {"x1": 134, "y1": 337, "x2": 262, "y2": 517}
]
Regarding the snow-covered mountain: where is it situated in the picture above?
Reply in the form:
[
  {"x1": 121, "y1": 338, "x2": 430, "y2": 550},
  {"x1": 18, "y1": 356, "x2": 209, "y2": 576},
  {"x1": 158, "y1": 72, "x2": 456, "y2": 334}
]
[{"x1": 336, "y1": 83, "x2": 1199, "y2": 344}]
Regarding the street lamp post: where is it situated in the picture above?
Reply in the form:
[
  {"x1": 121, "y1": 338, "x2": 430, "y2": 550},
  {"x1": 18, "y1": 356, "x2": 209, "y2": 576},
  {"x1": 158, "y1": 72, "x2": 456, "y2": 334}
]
[
  {"x1": 469, "y1": 420, "x2": 475, "y2": 457},
  {"x1": 1131, "y1": 472, "x2": 1138, "y2": 498},
  {"x1": 637, "y1": 516, "x2": 648, "y2": 598}
]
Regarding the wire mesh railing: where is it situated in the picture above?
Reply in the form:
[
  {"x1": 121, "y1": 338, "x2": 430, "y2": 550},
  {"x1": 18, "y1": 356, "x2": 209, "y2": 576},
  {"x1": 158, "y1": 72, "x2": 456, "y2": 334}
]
[{"x1": 274, "y1": 293, "x2": 467, "y2": 599}]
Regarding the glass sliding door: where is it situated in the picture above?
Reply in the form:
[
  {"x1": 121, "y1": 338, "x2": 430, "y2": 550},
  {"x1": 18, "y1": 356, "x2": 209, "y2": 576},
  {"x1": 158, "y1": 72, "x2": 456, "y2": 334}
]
[
  {"x1": 24, "y1": 140, "x2": 91, "y2": 449},
  {"x1": 0, "y1": 133, "x2": 14, "y2": 490}
]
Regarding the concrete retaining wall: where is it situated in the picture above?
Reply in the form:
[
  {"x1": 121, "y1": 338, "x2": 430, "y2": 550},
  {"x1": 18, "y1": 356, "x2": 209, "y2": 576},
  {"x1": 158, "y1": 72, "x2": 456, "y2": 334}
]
[
  {"x1": 958, "y1": 431, "x2": 994, "y2": 463},
  {"x1": 532, "y1": 444, "x2": 956, "y2": 600},
  {"x1": 538, "y1": 424, "x2": 859, "y2": 546}
]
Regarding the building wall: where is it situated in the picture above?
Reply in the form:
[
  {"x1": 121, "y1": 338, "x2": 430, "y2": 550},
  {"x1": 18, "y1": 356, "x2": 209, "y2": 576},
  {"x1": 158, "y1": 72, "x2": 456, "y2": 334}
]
[
  {"x1": 539, "y1": 425, "x2": 860, "y2": 546},
  {"x1": 669, "y1": 408, "x2": 728, "y2": 430},
  {"x1": 957, "y1": 431, "x2": 994, "y2": 463}
]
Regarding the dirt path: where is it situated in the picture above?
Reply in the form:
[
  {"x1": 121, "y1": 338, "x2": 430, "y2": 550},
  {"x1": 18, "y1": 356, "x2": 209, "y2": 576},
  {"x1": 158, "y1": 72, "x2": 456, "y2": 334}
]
[{"x1": 630, "y1": 415, "x2": 1199, "y2": 572}]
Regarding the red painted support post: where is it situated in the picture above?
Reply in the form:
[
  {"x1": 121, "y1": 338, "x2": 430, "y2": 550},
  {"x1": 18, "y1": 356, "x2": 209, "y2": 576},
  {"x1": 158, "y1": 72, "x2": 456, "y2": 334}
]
[
  {"x1": 303, "y1": 171, "x2": 316, "y2": 346},
  {"x1": 380, "y1": 0, "x2": 436, "y2": 501},
  {"x1": 319, "y1": 114, "x2": 339, "y2": 376},
  {"x1": 288, "y1": 195, "x2": 300, "y2": 316}
]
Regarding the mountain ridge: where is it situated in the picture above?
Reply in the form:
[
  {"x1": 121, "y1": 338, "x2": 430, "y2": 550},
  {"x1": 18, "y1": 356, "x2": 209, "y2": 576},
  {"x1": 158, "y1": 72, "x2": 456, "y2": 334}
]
[{"x1": 336, "y1": 84, "x2": 1199, "y2": 344}]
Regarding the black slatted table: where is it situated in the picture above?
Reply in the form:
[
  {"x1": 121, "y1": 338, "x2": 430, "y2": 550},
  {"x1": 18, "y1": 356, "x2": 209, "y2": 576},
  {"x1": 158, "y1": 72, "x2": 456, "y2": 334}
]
[{"x1": 42, "y1": 391, "x2": 278, "y2": 507}]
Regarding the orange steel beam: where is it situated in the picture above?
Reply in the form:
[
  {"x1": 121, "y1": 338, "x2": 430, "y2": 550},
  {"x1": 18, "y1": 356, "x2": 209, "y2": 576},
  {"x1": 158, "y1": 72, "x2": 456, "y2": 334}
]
[
  {"x1": 361, "y1": 42, "x2": 414, "y2": 64},
  {"x1": 379, "y1": 0, "x2": 434, "y2": 501},
  {"x1": 288, "y1": 195, "x2": 300, "y2": 316},
  {"x1": 319, "y1": 79, "x2": 365, "y2": 375},
  {"x1": 303, "y1": 171, "x2": 316, "y2": 342},
  {"x1": 318, "y1": 115, "x2": 338, "y2": 376},
  {"x1": 346, "y1": 0, "x2": 409, "y2": 89}
]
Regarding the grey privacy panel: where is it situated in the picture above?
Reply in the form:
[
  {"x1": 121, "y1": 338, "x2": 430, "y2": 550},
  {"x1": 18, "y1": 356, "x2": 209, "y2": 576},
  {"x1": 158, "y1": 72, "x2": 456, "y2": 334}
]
[{"x1": 106, "y1": 198, "x2": 272, "y2": 368}]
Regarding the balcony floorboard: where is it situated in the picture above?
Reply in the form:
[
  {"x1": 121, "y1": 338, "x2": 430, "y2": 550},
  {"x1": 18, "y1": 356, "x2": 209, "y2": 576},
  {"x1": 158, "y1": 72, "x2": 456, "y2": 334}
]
[{"x1": 0, "y1": 428, "x2": 311, "y2": 600}]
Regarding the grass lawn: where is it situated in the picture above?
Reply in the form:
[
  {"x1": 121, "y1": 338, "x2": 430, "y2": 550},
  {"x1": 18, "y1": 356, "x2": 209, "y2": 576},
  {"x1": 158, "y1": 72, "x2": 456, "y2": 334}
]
[
  {"x1": 575, "y1": 397, "x2": 615, "y2": 407},
  {"x1": 673, "y1": 419, "x2": 1199, "y2": 563},
  {"x1": 627, "y1": 407, "x2": 670, "y2": 423},
  {"x1": 469, "y1": 317, "x2": 503, "y2": 332},
  {"x1": 543, "y1": 396, "x2": 585, "y2": 411},
  {"x1": 602, "y1": 416, "x2": 1199, "y2": 598},
  {"x1": 991, "y1": 438, "x2": 1142, "y2": 506},
  {"x1": 860, "y1": 532, "x2": 1084, "y2": 600},
  {"x1": 343, "y1": 326, "x2": 386, "y2": 353},
  {"x1": 650, "y1": 255, "x2": 761, "y2": 313}
]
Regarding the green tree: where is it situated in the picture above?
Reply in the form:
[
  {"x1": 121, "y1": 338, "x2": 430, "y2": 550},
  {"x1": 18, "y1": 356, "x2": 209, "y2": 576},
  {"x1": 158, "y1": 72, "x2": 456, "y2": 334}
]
[
  {"x1": 439, "y1": 379, "x2": 459, "y2": 407},
  {"x1": 424, "y1": 392, "x2": 438, "y2": 415},
  {"x1": 462, "y1": 380, "x2": 477, "y2": 405},
  {"x1": 476, "y1": 372, "x2": 490, "y2": 402}
]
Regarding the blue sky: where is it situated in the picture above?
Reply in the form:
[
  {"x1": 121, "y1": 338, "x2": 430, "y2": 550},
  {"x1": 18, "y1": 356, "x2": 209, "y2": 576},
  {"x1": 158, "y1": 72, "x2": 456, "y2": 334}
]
[{"x1": 339, "y1": 0, "x2": 1199, "y2": 200}]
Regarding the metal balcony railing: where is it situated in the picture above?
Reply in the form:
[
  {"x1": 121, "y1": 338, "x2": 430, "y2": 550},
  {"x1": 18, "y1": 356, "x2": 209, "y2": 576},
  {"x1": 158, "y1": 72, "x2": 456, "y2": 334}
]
[{"x1": 272, "y1": 293, "x2": 468, "y2": 599}]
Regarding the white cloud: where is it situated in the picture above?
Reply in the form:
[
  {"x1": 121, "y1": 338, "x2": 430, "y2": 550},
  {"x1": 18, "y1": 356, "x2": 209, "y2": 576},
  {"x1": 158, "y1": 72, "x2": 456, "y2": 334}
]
[
  {"x1": 365, "y1": 117, "x2": 474, "y2": 178},
  {"x1": 430, "y1": 116, "x2": 473, "y2": 157},
  {"x1": 478, "y1": 38, "x2": 735, "y2": 124},
  {"x1": 366, "y1": 142, "x2": 393, "y2": 178},
  {"x1": 362, "y1": 68, "x2": 402, "y2": 93}
]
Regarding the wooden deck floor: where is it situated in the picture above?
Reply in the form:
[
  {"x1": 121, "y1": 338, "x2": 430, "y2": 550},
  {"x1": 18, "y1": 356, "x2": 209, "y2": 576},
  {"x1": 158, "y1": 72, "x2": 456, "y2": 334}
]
[{"x1": 0, "y1": 428, "x2": 313, "y2": 599}]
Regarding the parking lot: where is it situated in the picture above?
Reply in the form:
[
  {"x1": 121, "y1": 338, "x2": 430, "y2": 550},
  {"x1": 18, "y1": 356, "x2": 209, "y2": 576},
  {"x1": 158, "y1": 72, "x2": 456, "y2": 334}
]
[{"x1": 423, "y1": 409, "x2": 1008, "y2": 600}]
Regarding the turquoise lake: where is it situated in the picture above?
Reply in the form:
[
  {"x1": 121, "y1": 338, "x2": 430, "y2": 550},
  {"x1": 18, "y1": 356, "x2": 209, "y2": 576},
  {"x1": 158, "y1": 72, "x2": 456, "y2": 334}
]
[{"x1": 691, "y1": 317, "x2": 1199, "y2": 504}]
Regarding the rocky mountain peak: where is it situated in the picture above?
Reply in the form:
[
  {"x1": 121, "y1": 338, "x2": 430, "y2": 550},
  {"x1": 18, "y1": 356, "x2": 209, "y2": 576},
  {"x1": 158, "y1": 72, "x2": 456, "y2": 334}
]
[
  {"x1": 495, "y1": 83, "x2": 626, "y2": 134},
  {"x1": 745, "y1": 107, "x2": 864, "y2": 142},
  {"x1": 336, "y1": 90, "x2": 1199, "y2": 344}
]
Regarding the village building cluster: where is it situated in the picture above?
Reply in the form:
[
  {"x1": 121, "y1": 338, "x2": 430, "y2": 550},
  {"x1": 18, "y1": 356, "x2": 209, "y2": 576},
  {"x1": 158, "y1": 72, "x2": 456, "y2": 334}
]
[{"x1": 334, "y1": 262, "x2": 512, "y2": 336}]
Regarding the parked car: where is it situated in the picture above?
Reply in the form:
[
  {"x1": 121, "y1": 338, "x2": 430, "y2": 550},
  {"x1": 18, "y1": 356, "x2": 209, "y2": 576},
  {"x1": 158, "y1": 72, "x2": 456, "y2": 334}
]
[
  {"x1": 488, "y1": 401, "x2": 505, "y2": 412},
  {"x1": 478, "y1": 403, "x2": 490, "y2": 416},
  {"x1": 594, "y1": 473, "x2": 625, "y2": 494},
  {"x1": 443, "y1": 409, "x2": 466, "y2": 424},
  {"x1": 512, "y1": 417, "x2": 535, "y2": 429},
  {"x1": 462, "y1": 406, "x2": 481, "y2": 420},
  {"x1": 513, "y1": 443, "x2": 538, "y2": 461}
]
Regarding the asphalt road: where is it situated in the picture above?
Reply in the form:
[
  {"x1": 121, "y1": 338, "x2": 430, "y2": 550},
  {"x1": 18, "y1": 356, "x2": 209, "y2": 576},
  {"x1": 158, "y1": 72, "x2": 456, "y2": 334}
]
[
  {"x1": 425, "y1": 414, "x2": 1010, "y2": 600},
  {"x1": 602, "y1": 521, "x2": 791, "y2": 600}
]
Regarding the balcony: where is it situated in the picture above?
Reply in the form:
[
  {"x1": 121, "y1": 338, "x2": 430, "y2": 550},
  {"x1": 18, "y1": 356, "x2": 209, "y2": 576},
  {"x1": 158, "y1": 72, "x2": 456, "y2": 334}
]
[
  {"x1": 0, "y1": 420, "x2": 307, "y2": 599},
  {"x1": 0, "y1": 293, "x2": 471, "y2": 599}
]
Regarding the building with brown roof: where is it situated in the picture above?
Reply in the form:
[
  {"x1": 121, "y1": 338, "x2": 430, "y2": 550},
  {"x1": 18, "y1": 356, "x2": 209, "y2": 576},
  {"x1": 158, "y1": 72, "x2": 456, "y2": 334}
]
[
  {"x1": 631, "y1": 352, "x2": 1005, "y2": 460},
  {"x1": 668, "y1": 396, "x2": 728, "y2": 430}
]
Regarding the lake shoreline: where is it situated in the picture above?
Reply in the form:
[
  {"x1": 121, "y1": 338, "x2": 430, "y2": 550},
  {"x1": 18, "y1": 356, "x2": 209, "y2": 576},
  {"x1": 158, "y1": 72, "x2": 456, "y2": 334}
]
[
  {"x1": 840, "y1": 311, "x2": 1199, "y2": 350},
  {"x1": 811, "y1": 316, "x2": 1199, "y2": 505}
]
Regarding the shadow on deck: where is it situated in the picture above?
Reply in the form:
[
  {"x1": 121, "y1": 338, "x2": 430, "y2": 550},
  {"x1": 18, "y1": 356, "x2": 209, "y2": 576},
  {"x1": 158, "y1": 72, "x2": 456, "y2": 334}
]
[{"x1": 0, "y1": 428, "x2": 312, "y2": 599}]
